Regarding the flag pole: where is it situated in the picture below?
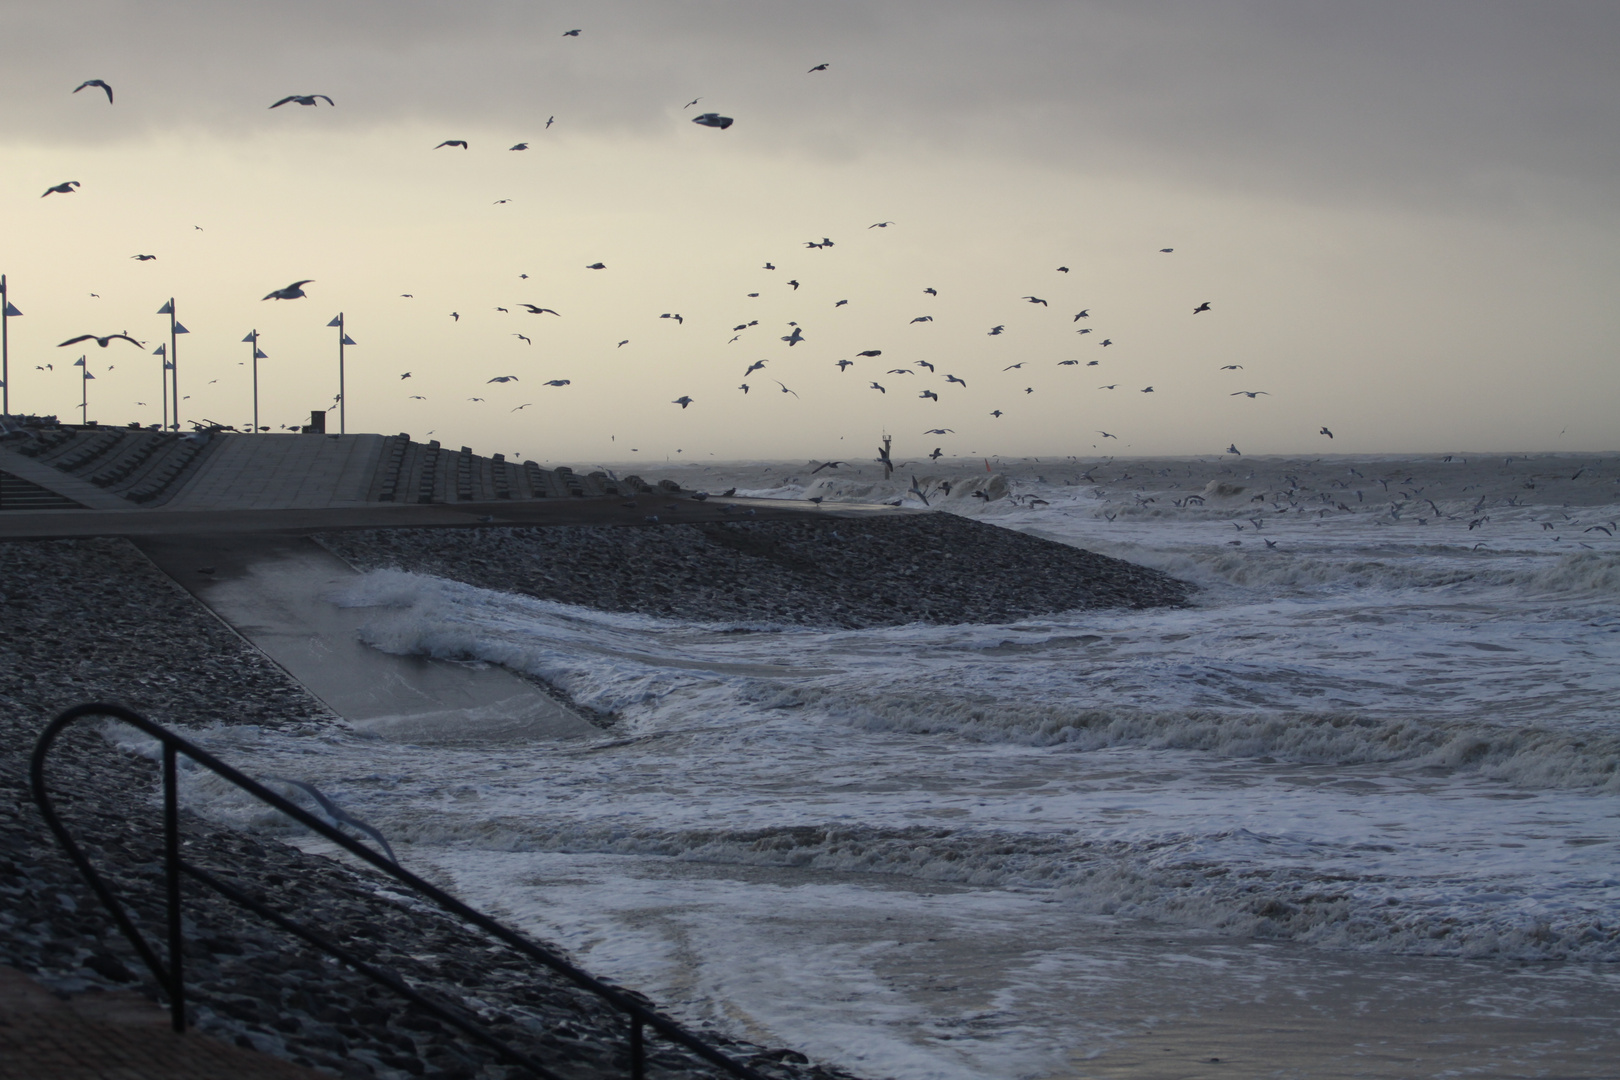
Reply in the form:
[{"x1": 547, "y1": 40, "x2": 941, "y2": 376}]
[
  {"x1": 153, "y1": 344, "x2": 168, "y2": 431},
  {"x1": 244, "y1": 330, "x2": 260, "y2": 433},
  {"x1": 79, "y1": 355, "x2": 88, "y2": 422},
  {"x1": 327, "y1": 313, "x2": 353, "y2": 435},
  {"x1": 1, "y1": 274, "x2": 18, "y2": 417}
]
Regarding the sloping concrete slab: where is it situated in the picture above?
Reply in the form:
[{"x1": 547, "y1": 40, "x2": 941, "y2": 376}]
[
  {"x1": 134, "y1": 533, "x2": 596, "y2": 745},
  {"x1": 165, "y1": 434, "x2": 386, "y2": 511},
  {"x1": 0, "y1": 445, "x2": 135, "y2": 510}
]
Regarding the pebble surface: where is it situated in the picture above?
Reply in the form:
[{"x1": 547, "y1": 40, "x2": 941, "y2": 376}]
[
  {"x1": 317, "y1": 512, "x2": 1193, "y2": 627},
  {"x1": 0, "y1": 536, "x2": 855, "y2": 1080}
]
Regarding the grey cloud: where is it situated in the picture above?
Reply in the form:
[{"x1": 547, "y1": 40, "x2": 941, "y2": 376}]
[{"x1": 3, "y1": 1, "x2": 1616, "y2": 214}]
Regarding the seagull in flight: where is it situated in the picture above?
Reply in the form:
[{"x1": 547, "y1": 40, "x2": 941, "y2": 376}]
[
  {"x1": 1193, "y1": 301, "x2": 1213, "y2": 313},
  {"x1": 522, "y1": 304, "x2": 560, "y2": 315},
  {"x1": 919, "y1": 390, "x2": 939, "y2": 402},
  {"x1": 1022, "y1": 296, "x2": 1048, "y2": 306},
  {"x1": 945, "y1": 375, "x2": 967, "y2": 387},
  {"x1": 543, "y1": 379, "x2": 571, "y2": 386},
  {"x1": 870, "y1": 382, "x2": 886, "y2": 393},
  {"x1": 924, "y1": 428, "x2": 954, "y2": 435},
  {"x1": 886, "y1": 368, "x2": 915, "y2": 375},
  {"x1": 618, "y1": 340, "x2": 629, "y2": 347},
  {"x1": 435, "y1": 139, "x2": 469, "y2": 149},
  {"x1": 400, "y1": 372, "x2": 412, "y2": 379},
  {"x1": 692, "y1": 113, "x2": 733, "y2": 129},
  {"x1": 660, "y1": 312, "x2": 684, "y2": 323},
  {"x1": 262, "y1": 280, "x2": 313, "y2": 301},
  {"x1": 513, "y1": 333, "x2": 531, "y2": 344},
  {"x1": 73, "y1": 79, "x2": 114, "y2": 103},
  {"x1": 1220, "y1": 364, "x2": 1243, "y2": 370},
  {"x1": 869, "y1": 221, "x2": 894, "y2": 228},
  {"x1": 910, "y1": 316, "x2": 933, "y2": 323},
  {"x1": 509, "y1": 142, "x2": 529, "y2": 150},
  {"x1": 131, "y1": 254, "x2": 156, "y2": 261},
  {"x1": 923, "y1": 287, "x2": 937, "y2": 296},
  {"x1": 487, "y1": 375, "x2": 519, "y2": 383},
  {"x1": 836, "y1": 359, "x2": 853, "y2": 370},
  {"x1": 856, "y1": 349, "x2": 882, "y2": 357},
  {"x1": 774, "y1": 380, "x2": 799, "y2": 398},
  {"x1": 684, "y1": 97, "x2": 701, "y2": 109},
  {"x1": 41, "y1": 181, "x2": 80, "y2": 197},
  {"x1": 835, "y1": 299, "x2": 848, "y2": 307},
  {"x1": 672, "y1": 395, "x2": 694, "y2": 408},
  {"x1": 1004, "y1": 363, "x2": 1025, "y2": 370},
  {"x1": 987, "y1": 325, "x2": 1005, "y2": 335},
  {"x1": 1098, "y1": 431, "x2": 1117, "y2": 439},
  {"x1": 1226, "y1": 443, "x2": 1242, "y2": 455},
  {"x1": 58, "y1": 333, "x2": 142, "y2": 349},
  {"x1": 270, "y1": 94, "x2": 334, "y2": 108},
  {"x1": 563, "y1": 28, "x2": 581, "y2": 36},
  {"x1": 781, "y1": 327, "x2": 805, "y2": 346},
  {"x1": 546, "y1": 116, "x2": 555, "y2": 128},
  {"x1": 990, "y1": 410, "x2": 1004, "y2": 418},
  {"x1": 512, "y1": 403, "x2": 533, "y2": 411},
  {"x1": 1319, "y1": 427, "x2": 1334, "y2": 439},
  {"x1": 1231, "y1": 390, "x2": 1268, "y2": 398},
  {"x1": 744, "y1": 360, "x2": 767, "y2": 376},
  {"x1": 808, "y1": 63, "x2": 829, "y2": 72},
  {"x1": 1160, "y1": 248, "x2": 1174, "y2": 253},
  {"x1": 1073, "y1": 310, "x2": 1090, "y2": 320}
]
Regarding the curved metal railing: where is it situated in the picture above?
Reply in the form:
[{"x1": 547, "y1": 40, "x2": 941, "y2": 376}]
[{"x1": 30, "y1": 701, "x2": 767, "y2": 1080}]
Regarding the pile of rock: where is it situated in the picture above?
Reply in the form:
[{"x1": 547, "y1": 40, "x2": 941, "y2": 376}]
[{"x1": 319, "y1": 512, "x2": 1193, "y2": 628}]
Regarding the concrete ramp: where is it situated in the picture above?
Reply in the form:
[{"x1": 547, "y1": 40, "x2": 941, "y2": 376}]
[{"x1": 135, "y1": 533, "x2": 596, "y2": 745}]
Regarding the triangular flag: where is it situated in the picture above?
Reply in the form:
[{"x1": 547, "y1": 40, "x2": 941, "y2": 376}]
[
  {"x1": 241, "y1": 331, "x2": 257, "y2": 343},
  {"x1": 341, "y1": 334, "x2": 356, "y2": 345},
  {"x1": 152, "y1": 343, "x2": 165, "y2": 355},
  {"x1": 73, "y1": 357, "x2": 85, "y2": 366},
  {"x1": 156, "y1": 301, "x2": 174, "y2": 315},
  {"x1": 254, "y1": 348, "x2": 268, "y2": 359},
  {"x1": 3, "y1": 303, "x2": 21, "y2": 317},
  {"x1": 164, "y1": 361, "x2": 174, "y2": 370},
  {"x1": 173, "y1": 322, "x2": 190, "y2": 335},
  {"x1": 326, "y1": 315, "x2": 343, "y2": 328},
  {"x1": 84, "y1": 371, "x2": 96, "y2": 380}
]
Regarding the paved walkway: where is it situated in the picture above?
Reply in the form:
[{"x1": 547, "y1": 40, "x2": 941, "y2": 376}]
[
  {"x1": 166, "y1": 434, "x2": 386, "y2": 511},
  {"x1": 0, "y1": 966, "x2": 322, "y2": 1079}
]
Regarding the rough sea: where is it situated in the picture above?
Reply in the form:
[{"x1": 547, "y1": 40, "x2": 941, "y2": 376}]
[{"x1": 168, "y1": 452, "x2": 1620, "y2": 1078}]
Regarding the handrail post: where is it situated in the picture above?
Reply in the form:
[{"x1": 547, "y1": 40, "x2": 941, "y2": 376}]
[
  {"x1": 162, "y1": 742, "x2": 185, "y2": 1033},
  {"x1": 630, "y1": 1016, "x2": 645, "y2": 1080}
]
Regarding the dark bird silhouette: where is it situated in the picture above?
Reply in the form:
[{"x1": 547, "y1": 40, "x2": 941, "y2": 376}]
[
  {"x1": 781, "y1": 327, "x2": 805, "y2": 345},
  {"x1": 543, "y1": 379, "x2": 571, "y2": 387},
  {"x1": 1004, "y1": 363, "x2": 1025, "y2": 370},
  {"x1": 41, "y1": 181, "x2": 80, "y2": 197},
  {"x1": 521, "y1": 304, "x2": 560, "y2": 315},
  {"x1": 510, "y1": 142, "x2": 530, "y2": 150},
  {"x1": 775, "y1": 380, "x2": 799, "y2": 398},
  {"x1": 870, "y1": 382, "x2": 886, "y2": 393},
  {"x1": 929, "y1": 448, "x2": 944, "y2": 461},
  {"x1": 739, "y1": 383, "x2": 750, "y2": 394},
  {"x1": 1141, "y1": 386, "x2": 1154, "y2": 393},
  {"x1": 1319, "y1": 427, "x2": 1334, "y2": 439},
  {"x1": 1231, "y1": 391, "x2": 1269, "y2": 398},
  {"x1": 1193, "y1": 301, "x2": 1212, "y2": 313},
  {"x1": 270, "y1": 94, "x2": 334, "y2": 109},
  {"x1": 450, "y1": 311, "x2": 460, "y2": 321},
  {"x1": 808, "y1": 63, "x2": 829, "y2": 72},
  {"x1": 1098, "y1": 384, "x2": 1118, "y2": 389},
  {"x1": 692, "y1": 113, "x2": 733, "y2": 129},
  {"x1": 1058, "y1": 360, "x2": 1079, "y2": 366},
  {"x1": 923, "y1": 428, "x2": 953, "y2": 435},
  {"x1": 945, "y1": 375, "x2": 967, "y2": 387},
  {"x1": 400, "y1": 372, "x2": 412, "y2": 379},
  {"x1": 1220, "y1": 364, "x2": 1243, "y2": 370},
  {"x1": 660, "y1": 312, "x2": 683, "y2": 323},
  {"x1": 513, "y1": 333, "x2": 531, "y2": 344},
  {"x1": 856, "y1": 349, "x2": 882, "y2": 357},
  {"x1": 1073, "y1": 310, "x2": 1090, "y2": 320},
  {"x1": 408, "y1": 395, "x2": 426, "y2": 400},
  {"x1": 812, "y1": 460, "x2": 847, "y2": 473},
  {"x1": 1022, "y1": 296, "x2": 1048, "y2": 306},
  {"x1": 1056, "y1": 266, "x2": 1069, "y2": 273},
  {"x1": 919, "y1": 390, "x2": 938, "y2": 402},
  {"x1": 435, "y1": 139, "x2": 469, "y2": 149},
  {"x1": 835, "y1": 299, "x2": 848, "y2": 307},
  {"x1": 1099, "y1": 338, "x2": 1113, "y2": 346},
  {"x1": 1226, "y1": 443, "x2": 1242, "y2": 455},
  {"x1": 744, "y1": 360, "x2": 767, "y2": 376},
  {"x1": 512, "y1": 403, "x2": 532, "y2": 411},
  {"x1": 987, "y1": 325, "x2": 1005, "y2": 335},
  {"x1": 910, "y1": 316, "x2": 933, "y2": 323},
  {"x1": 1159, "y1": 248, "x2": 1174, "y2": 253},
  {"x1": 870, "y1": 221, "x2": 894, "y2": 228},
  {"x1": 923, "y1": 287, "x2": 937, "y2": 296},
  {"x1": 787, "y1": 279, "x2": 801, "y2": 290},
  {"x1": 58, "y1": 333, "x2": 141, "y2": 349},
  {"x1": 684, "y1": 98, "x2": 701, "y2": 109},
  {"x1": 493, "y1": 199, "x2": 511, "y2": 204},
  {"x1": 990, "y1": 410, "x2": 1004, "y2": 418},
  {"x1": 618, "y1": 340, "x2": 629, "y2": 347},
  {"x1": 487, "y1": 376, "x2": 519, "y2": 383},
  {"x1": 586, "y1": 262, "x2": 606, "y2": 269},
  {"x1": 836, "y1": 359, "x2": 853, "y2": 370},
  {"x1": 131, "y1": 254, "x2": 156, "y2": 261},
  {"x1": 262, "y1": 280, "x2": 313, "y2": 301},
  {"x1": 73, "y1": 79, "x2": 113, "y2": 103},
  {"x1": 562, "y1": 28, "x2": 581, "y2": 36},
  {"x1": 672, "y1": 396, "x2": 694, "y2": 408},
  {"x1": 1098, "y1": 431, "x2": 1117, "y2": 439},
  {"x1": 545, "y1": 116, "x2": 555, "y2": 128}
]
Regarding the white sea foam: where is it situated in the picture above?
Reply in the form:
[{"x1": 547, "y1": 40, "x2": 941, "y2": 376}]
[{"x1": 163, "y1": 453, "x2": 1620, "y2": 1079}]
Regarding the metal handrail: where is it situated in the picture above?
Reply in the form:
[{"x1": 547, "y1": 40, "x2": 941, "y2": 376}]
[{"x1": 31, "y1": 702, "x2": 768, "y2": 1080}]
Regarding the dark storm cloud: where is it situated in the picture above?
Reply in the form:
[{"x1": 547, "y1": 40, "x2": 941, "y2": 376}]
[{"x1": 3, "y1": 1, "x2": 1616, "y2": 212}]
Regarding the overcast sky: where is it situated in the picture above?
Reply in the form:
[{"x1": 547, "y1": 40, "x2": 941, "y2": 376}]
[{"x1": 2, "y1": 1, "x2": 1615, "y2": 461}]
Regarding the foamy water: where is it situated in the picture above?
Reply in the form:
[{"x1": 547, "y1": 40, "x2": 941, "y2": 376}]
[{"x1": 165, "y1": 452, "x2": 1620, "y2": 1078}]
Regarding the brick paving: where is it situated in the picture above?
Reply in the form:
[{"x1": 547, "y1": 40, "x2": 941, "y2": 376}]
[{"x1": 0, "y1": 965, "x2": 325, "y2": 1079}]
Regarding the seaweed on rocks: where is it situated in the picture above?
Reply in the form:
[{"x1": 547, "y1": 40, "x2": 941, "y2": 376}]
[
  {"x1": 317, "y1": 513, "x2": 1193, "y2": 628},
  {"x1": 0, "y1": 537, "x2": 859, "y2": 1080}
]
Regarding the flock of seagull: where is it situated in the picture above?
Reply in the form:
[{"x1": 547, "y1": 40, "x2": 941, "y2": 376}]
[{"x1": 38, "y1": 47, "x2": 1341, "y2": 456}]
